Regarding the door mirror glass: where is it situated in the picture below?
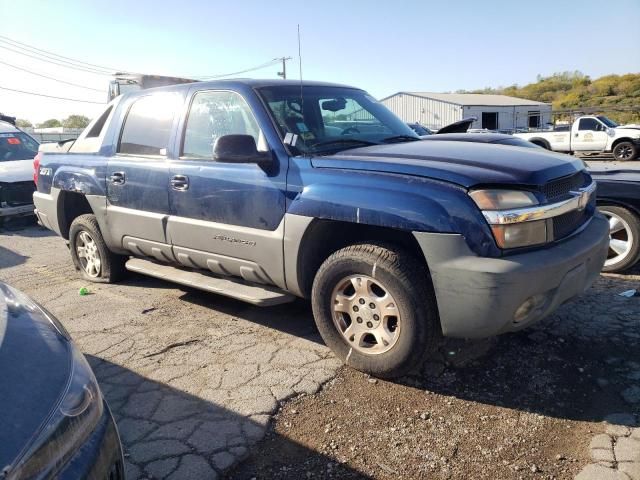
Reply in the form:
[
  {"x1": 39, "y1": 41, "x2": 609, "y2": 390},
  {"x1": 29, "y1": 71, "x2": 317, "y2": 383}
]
[{"x1": 213, "y1": 134, "x2": 269, "y2": 163}]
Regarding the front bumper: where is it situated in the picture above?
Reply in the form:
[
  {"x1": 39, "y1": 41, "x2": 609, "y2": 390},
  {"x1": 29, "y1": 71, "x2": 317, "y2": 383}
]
[
  {"x1": 413, "y1": 214, "x2": 609, "y2": 338},
  {"x1": 0, "y1": 204, "x2": 34, "y2": 218},
  {"x1": 58, "y1": 400, "x2": 124, "y2": 480}
]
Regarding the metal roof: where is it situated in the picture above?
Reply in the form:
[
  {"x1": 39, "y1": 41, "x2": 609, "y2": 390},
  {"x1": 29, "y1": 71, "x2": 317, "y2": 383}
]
[{"x1": 393, "y1": 92, "x2": 550, "y2": 107}]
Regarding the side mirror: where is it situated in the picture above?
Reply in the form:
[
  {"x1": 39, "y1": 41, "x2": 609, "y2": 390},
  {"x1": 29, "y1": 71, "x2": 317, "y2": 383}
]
[{"x1": 213, "y1": 134, "x2": 270, "y2": 164}]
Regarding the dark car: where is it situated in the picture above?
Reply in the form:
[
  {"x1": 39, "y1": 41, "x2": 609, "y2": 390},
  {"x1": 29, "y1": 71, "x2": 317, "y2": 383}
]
[
  {"x1": 424, "y1": 132, "x2": 640, "y2": 272},
  {"x1": 588, "y1": 168, "x2": 640, "y2": 272},
  {"x1": 0, "y1": 282, "x2": 124, "y2": 479}
]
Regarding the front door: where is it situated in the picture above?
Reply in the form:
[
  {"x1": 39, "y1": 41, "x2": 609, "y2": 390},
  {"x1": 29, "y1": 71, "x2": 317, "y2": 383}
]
[
  {"x1": 167, "y1": 88, "x2": 287, "y2": 286},
  {"x1": 572, "y1": 117, "x2": 609, "y2": 151},
  {"x1": 106, "y1": 92, "x2": 182, "y2": 261}
]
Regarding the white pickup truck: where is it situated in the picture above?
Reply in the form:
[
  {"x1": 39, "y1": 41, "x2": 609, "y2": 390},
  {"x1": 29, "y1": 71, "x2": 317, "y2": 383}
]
[{"x1": 514, "y1": 115, "x2": 640, "y2": 161}]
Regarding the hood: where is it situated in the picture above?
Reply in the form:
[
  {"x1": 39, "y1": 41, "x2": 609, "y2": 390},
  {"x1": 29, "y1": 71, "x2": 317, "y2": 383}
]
[
  {"x1": 614, "y1": 126, "x2": 640, "y2": 135},
  {"x1": 0, "y1": 160, "x2": 34, "y2": 183},
  {"x1": 311, "y1": 140, "x2": 583, "y2": 188},
  {"x1": 0, "y1": 283, "x2": 71, "y2": 470}
]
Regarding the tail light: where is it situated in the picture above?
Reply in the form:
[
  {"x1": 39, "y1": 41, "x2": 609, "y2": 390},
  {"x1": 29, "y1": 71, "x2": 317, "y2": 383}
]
[{"x1": 33, "y1": 152, "x2": 41, "y2": 186}]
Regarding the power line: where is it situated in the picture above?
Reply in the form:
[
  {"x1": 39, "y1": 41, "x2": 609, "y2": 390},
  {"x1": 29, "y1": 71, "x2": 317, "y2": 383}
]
[
  {"x1": 199, "y1": 59, "x2": 282, "y2": 79},
  {"x1": 0, "y1": 44, "x2": 114, "y2": 76},
  {"x1": 0, "y1": 86, "x2": 106, "y2": 104},
  {"x1": 0, "y1": 35, "x2": 121, "y2": 73},
  {"x1": 0, "y1": 59, "x2": 104, "y2": 92}
]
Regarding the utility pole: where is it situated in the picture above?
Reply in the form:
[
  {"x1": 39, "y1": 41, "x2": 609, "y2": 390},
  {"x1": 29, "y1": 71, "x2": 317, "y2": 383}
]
[{"x1": 275, "y1": 56, "x2": 292, "y2": 79}]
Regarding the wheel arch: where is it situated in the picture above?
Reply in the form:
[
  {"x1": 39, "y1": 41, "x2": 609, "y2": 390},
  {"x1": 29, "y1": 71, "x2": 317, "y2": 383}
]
[
  {"x1": 57, "y1": 191, "x2": 94, "y2": 240},
  {"x1": 611, "y1": 137, "x2": 636, "y2": 150},
  {"x1": 290, "y1": 217, "x2": 428, "y2": 298},
  {"x1": 527, "y1": 137, "x2": 551, "y2": 149}
]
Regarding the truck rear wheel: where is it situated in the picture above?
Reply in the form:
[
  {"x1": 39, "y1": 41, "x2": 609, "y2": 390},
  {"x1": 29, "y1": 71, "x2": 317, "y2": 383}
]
[
  {"x1": 69, "y1": 214, "x2": 127, "y2": 283},
  {"x1": 599, "y1": 205, "x2": 640, "y2": 273},
  {"x1": 311, "y1": 243, "x2": 440, "y2": 379},
  {"x1": 612, "y1": 142, "x2": 637, "y2": 161}
]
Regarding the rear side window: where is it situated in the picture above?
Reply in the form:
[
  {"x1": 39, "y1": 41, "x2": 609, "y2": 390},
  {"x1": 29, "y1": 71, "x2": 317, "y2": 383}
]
[
  {"x1": 86, "y1": 106, "x2": 113, "y2": 138},
  {"x1": 119, "y1": 93, "x2": 179, "y2": 156}
]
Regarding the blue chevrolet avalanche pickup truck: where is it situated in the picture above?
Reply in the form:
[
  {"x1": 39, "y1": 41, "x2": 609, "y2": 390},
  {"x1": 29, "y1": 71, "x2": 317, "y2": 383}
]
[{"x1": 33, "y1": 80, "x2": 610, "y2": 378}]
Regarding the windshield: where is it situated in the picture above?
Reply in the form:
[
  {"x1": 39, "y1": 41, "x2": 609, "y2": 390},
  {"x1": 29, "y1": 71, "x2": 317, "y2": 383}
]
[
  {"x1": 0, "y1": 132, "x2": 39, "y2": 162},
  {"x1": 597, "y1": 116, "x2": 618, "y2": 128},
  {"x1": 258, "y1": 86, "x2": 419, "y2": 154}
]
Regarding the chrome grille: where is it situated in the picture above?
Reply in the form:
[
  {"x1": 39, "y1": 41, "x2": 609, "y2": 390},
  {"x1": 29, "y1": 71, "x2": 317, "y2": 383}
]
[
  {"x1": 542, "y1": 171, "x2": 590, "y2": 201},
  {"x1": 552, "y1": 209, "x2": 590, "y2": 240}
]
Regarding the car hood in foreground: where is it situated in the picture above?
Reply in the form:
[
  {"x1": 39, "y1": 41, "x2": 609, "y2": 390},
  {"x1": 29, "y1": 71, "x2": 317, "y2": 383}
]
[
  {"x1": 0, "y1": 283, "x2": 71, "y2": 469},
  {"x1": 311, "y1": 140, "x2": 584, "y2": 187},
  {"x1": 0, "y1": 160, "x2": 34, "y2": 183}
]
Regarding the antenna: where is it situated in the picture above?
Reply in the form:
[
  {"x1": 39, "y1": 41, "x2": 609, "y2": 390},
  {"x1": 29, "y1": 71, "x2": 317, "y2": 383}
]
[{"x1": 298, "y1": 24, "x2": 304, "y2": 118}]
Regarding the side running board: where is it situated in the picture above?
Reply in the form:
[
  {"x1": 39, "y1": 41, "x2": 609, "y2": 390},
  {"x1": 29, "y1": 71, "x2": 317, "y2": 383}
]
[{"x1": 125, "y1": 258, "x2": 296, "y2": 307}]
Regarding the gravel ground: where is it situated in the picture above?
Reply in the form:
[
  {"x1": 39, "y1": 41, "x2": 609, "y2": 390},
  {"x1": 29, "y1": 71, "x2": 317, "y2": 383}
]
[
  {"x1": 229, "y1": 267, "x2": 640, "y2": 480},
  {"x1": 1, "y1": 219, "x2": 639, "y2": 480}
]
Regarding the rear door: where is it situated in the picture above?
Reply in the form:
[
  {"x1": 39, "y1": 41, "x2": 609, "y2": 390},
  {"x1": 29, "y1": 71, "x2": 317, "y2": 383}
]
[
  {"x1": 106, "y1": 92, "x2": 182, "y2": 261},
  {"x1": 167, "y1": 88, "x2": 288, "y2": 286},
  {"x1": 572, "y1": 117, "x2": 608, "y2": 151}
]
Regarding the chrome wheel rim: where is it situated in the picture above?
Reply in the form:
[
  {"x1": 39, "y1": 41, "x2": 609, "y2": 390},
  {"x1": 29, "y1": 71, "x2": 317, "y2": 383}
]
[
  {"x1": 615, "y1": 145, "x2": 633, "y2": 160},
  {"x1": 76, "y1": 231, "x2": 101, "y2": 277},
  {"x1": 331, "y1": 274, "x2": 401, "y2": 355},
  {"x1": 601, "y1": 210, "x2": 633, "y2": 267}
]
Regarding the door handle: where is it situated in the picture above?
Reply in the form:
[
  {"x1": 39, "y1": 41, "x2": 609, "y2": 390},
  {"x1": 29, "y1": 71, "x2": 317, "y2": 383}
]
[
  {"x1": 574, "y1": 133, "x2": 579, "y2": 138},
  {"x1": 171, "y1": 174, "x2": 189, "y2": 191},
  {"x1": 109, "y1": 171, "x2": 125, "y2": 185}
]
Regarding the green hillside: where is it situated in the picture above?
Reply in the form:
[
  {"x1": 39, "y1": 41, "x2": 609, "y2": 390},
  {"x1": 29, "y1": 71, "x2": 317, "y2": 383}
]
[{"x1": 463, "y1": 72, "x2": 640, "y2": 124}]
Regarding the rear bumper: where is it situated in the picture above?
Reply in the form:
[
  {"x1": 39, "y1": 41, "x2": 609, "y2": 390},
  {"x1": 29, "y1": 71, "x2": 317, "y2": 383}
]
[
  {"x1": 413, "y1": 214, "x2": 609, "y2": 338},
  {"x1": 33, "y1": 190, "x2": 62, "y2": 235},
  {"x1": 0, "y1": 204, "x2": 34, "y2": 217}
]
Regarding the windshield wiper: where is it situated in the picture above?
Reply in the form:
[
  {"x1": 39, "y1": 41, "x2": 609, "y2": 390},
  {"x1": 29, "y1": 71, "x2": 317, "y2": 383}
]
[
  {"x1": 311, "y1": 138, "x2": 379, "y2": 152},
  {"x1": 381, "y1": 135, "x2": 421, "y2": 143}
]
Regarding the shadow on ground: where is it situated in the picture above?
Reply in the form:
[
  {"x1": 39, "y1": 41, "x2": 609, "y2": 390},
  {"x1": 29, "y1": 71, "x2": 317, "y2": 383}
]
[{"x1": 88, "y1": 355, "x2": 370, "y2": 479}]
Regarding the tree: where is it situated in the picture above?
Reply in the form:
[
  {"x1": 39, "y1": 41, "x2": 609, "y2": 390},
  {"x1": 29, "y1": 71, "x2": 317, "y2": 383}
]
[
  {"x1": 38, "y1": 119, "x2": 62, "y2": 128},
  {"x1": 15, "y1": 119, "x2": 32, "y2": 128},
  {"x1": 62, "y1": 115, "x2": 91, "y2": 129}
]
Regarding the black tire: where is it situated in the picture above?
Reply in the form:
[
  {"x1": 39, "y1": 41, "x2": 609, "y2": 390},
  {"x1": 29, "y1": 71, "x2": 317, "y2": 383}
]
[
  {"x1": 612, "y1": 142, "x2": 638, "y2": 162},
  {"x1": 598, "y1": 205, "x2": 640, "y2": 273},
  {"x1": 311, "y1": 243, "x2": 440, "y2": 379},
  {"x1": 69, "y1": 214, "x2": 127, "y2": 283}
]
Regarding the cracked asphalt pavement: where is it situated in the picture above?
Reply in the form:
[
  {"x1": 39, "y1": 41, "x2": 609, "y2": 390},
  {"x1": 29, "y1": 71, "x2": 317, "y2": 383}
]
[
  {"x1": 0, "y1": 224, "x2": 341, "y2": 479},
  {"x1": 1, "y1": 222, "x2": 639, "y2": 480}
]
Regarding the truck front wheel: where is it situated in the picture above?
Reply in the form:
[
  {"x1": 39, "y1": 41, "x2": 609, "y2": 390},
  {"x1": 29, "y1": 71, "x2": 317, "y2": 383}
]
[
  {"x1": 612, "y1": 142, "x2": 638, "y2": 161},
  {"x1": 311, "y1": 243, "x2": 440, "y2": 379},
  {"x1": 69, "y1": 214, "x2": 127, "y2": 283}
]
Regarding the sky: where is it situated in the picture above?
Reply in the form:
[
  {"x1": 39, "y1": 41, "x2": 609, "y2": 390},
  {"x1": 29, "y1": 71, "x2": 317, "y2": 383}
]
[{"x1": 1, "y1": 0, "x2": 639, "y2": 124}]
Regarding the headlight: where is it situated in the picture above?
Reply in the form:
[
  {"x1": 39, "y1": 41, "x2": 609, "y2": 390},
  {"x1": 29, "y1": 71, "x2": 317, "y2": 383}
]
[
  {"x1": 470, "y1": 189, "x2": 546, "y2": 249},
  {"x1": 469, "y1": 189, "x2": 538, "y2": 209},
  {"x1": 7, "y1": 344, "x2": 103, "y2": 479}
]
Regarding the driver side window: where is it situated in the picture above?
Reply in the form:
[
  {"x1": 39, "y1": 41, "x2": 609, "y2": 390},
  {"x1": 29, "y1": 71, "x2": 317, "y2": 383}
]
[
  {"x1": 578, "y1": 118, "x2": 600, "y2": 131},
  {"x1": 182, "y1": 90, "x2": 263, "y2": 158}
]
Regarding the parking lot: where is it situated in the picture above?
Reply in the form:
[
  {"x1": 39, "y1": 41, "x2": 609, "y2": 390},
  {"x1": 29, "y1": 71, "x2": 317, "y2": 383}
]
[{"x1": 0, "y1": 221, "x2": 638, "y2": 479}]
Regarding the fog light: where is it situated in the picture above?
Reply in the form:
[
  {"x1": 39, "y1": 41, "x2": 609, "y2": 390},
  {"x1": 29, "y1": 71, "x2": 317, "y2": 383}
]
[
  {"x1": 513, "y1": 294, "x2": 547, "y2": 324},
  {"x1": 491, "y1": 220, "x2": 547, "y2": 249}
]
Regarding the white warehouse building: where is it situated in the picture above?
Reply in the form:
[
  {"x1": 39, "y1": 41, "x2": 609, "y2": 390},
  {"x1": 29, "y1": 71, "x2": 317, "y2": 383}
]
[{"x1": 381, "y1": 92, "x2": 552, "y2": 132}]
